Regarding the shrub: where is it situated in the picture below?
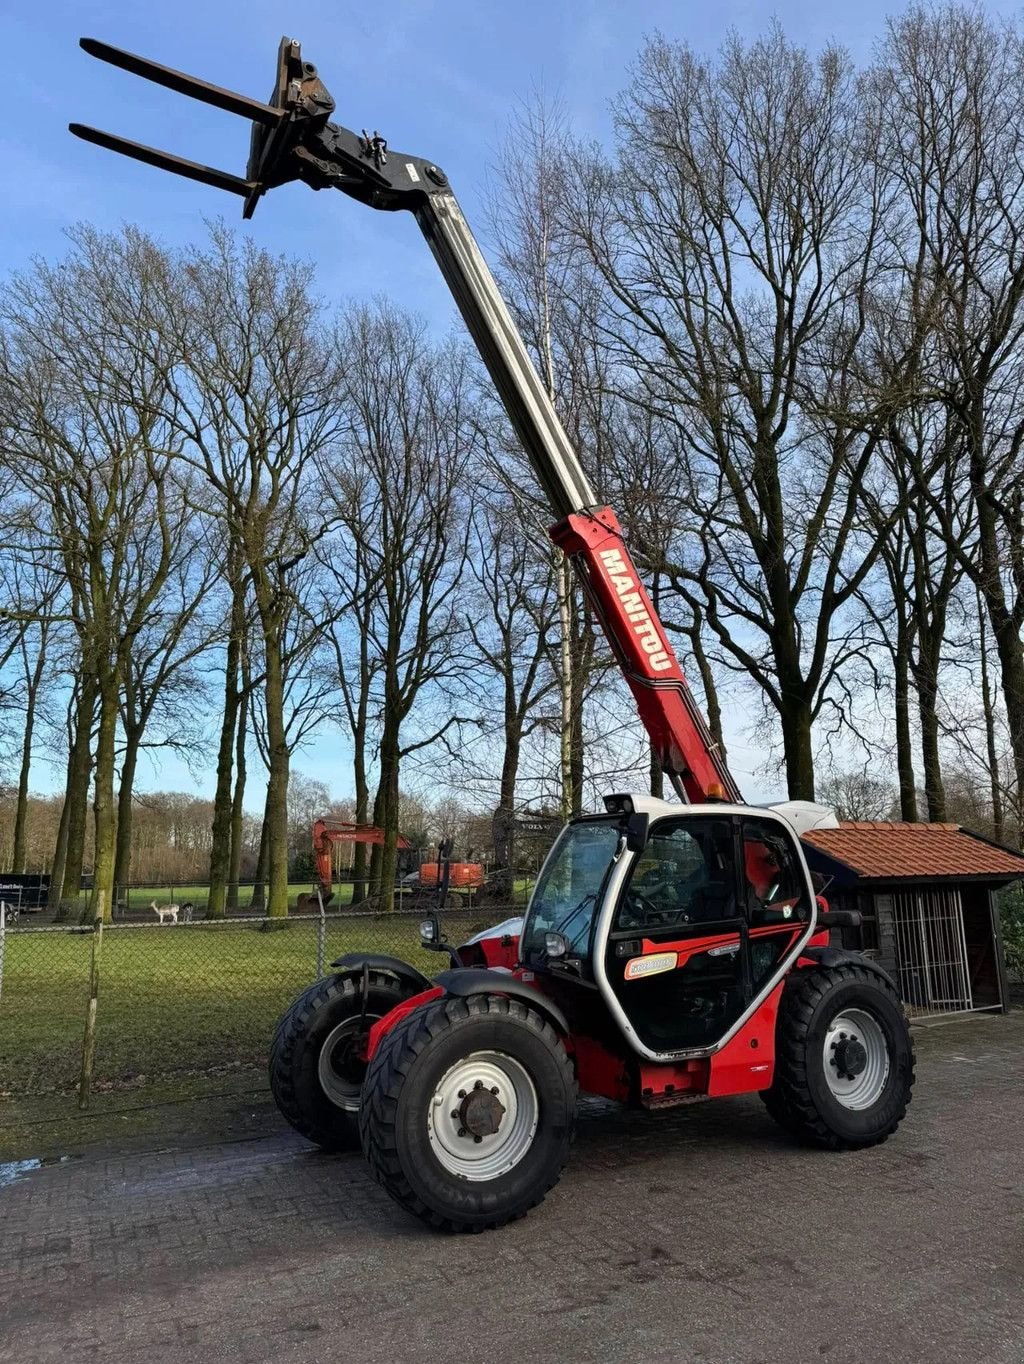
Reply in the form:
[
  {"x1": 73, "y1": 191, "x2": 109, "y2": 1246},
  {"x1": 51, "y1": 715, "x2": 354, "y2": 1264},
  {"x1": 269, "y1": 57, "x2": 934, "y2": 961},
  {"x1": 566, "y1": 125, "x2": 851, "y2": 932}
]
[{"x1": 998, "y1": 884, "x2": 1024, "y2": 981}]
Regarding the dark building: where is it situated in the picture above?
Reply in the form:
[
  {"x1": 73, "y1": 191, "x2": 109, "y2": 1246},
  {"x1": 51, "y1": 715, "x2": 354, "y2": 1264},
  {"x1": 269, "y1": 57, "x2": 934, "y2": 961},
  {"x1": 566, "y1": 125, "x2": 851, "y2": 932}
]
[{"x1": 800, "y1": 822, "x2": 1023, "y2": 1019}]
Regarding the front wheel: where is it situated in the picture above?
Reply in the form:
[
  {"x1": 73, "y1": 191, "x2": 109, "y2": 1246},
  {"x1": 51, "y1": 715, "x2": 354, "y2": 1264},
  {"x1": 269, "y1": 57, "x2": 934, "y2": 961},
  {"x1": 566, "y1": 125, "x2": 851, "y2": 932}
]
[
  {"x1": 762, "y1": 963, "x2": 915, "y2": 1149},
  {"x1": 360, "y1": 994, "x2": 577, "y2": 1232},
  {"x1": 270, "y1": 971, "x2": 410, "y2": 1151}
]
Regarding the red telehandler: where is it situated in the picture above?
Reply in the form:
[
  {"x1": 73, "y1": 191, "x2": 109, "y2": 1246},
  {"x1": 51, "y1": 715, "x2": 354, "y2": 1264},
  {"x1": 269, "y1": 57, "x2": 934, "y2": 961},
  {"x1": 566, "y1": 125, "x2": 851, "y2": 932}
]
[{"x1": 72, "y1": 37, "x2": 915, "y2": 1232}]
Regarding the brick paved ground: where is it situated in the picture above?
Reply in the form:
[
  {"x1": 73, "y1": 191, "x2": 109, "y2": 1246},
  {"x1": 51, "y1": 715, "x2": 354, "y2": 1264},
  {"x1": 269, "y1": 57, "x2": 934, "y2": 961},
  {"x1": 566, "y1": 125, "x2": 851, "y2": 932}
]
[{"x1": 2, "y1": 1012, "x2": 1022, "y2": 1364}]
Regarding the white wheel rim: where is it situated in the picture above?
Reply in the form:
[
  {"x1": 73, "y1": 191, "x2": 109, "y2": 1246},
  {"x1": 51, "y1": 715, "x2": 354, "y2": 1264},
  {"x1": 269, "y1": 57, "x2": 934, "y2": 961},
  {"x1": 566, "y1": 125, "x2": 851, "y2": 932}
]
[
  {"x1": 318, "y1": 1015, "x2": 379, "y2": 1110},
  {"x1": 823, "y1": 1007, "x2": 890, "y2": 1110},
  {"x1": 427, "y1": 1051, "x2": 539, "y2": 1182}
]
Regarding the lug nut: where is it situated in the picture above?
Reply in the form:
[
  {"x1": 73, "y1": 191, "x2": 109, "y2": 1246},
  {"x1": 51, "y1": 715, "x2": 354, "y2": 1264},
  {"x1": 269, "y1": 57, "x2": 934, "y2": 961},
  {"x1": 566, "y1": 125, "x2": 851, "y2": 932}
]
[
  {"x1": 457, "y1": 1127, "x2": 467, "y2": 1137},
  {"x1": 490, "y1": 1086, "x2": 499, "y2": 1095},
  {"x1": 474, "y1": 1080, "x2": 483, "y2": 1090},
  {"x1": 451, "y1": 1110, "x2": 459, "y2": 1120},
  {"x1": 473, "y1": 1135, "x2": 482, "y2": 1144},
  {"x1": 457, "y1": 1089, "x2": 466, "y2": 1098}
]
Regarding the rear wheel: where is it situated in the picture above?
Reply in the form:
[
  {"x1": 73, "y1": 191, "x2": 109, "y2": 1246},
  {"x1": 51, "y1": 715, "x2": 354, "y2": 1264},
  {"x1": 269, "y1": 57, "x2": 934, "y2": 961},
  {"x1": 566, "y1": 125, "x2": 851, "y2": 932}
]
[
  {"x1": 270, "y1": 971, "x2": 409, "y2": 1151},
  {"x1": 360, "y1": 994, "x2": 576, "y2": 1232},
  {"x1": 762, "y1": 963, "x2": 915, "y2": 1149}
]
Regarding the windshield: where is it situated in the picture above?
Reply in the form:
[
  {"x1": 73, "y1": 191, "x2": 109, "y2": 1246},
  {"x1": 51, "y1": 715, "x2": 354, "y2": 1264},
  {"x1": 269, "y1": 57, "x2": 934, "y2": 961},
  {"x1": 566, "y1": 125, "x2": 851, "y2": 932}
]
[{"x1": 521, "y1": 819, "x2": 621, "y2": 966}]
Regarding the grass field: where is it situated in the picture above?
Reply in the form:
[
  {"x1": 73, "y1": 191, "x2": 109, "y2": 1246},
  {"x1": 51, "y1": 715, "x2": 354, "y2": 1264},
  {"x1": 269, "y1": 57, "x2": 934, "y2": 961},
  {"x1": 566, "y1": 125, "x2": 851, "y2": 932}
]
[{"x1": 0, "y1": 908, "x2": 505, "y2": 1099}]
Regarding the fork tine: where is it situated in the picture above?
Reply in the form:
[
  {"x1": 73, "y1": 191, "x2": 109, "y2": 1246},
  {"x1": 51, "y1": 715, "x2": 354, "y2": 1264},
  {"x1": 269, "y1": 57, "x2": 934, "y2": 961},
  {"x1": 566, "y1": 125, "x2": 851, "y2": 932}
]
[
  {"x1": 79, "y1": 38, "x2": 286, "y2": 127},
  {"x1": 69, "y1": 124, "x2": 257, "y2": 197}
]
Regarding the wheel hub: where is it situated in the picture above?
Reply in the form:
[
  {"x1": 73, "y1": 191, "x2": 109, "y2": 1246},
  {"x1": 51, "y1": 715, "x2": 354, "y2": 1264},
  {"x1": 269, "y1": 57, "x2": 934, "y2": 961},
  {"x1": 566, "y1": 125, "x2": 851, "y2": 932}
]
[
  {"x1": 823, "y1": 1008, "x2": 890, "y2": 1110},
  {"x1": 427, "y1": 1052, "x2": 539, "y2": 1181},
  {"x1": 459, "y1": 1082, "x2": 506, "y2": 1137},
  {"x1": 831, "y1": 1035, "x2": 868, "y2": 1081}
]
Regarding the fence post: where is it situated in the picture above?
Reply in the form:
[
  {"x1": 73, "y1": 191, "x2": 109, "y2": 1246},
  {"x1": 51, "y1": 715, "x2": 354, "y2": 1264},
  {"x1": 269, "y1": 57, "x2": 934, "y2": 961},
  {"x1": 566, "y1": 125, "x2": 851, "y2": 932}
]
[
  {"x1": 0, "y1": 897, "x2": 6, "y2": 1006},
  {"x1": 78, "y1": 916, "x2": 104, "y2": 1109},
  {"x1": 316, "y1": 886, "x2": 326, "y2": 978}
]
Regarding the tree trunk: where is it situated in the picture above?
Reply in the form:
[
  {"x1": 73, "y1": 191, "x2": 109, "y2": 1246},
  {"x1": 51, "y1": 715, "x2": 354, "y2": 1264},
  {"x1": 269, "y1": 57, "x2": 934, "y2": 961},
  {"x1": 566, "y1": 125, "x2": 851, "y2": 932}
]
[
  {"x1": 987, "y1": 600, "x2": 1024, "y2": 848},
  {"x1": 250, "y1": 785, "x2": 271, "y2": 911},
  {"x1": 779, "y1": 694, "x2": 815, "y2": 801},
  {"x1": 914, "y1": 657, "x2": 946, "y2": 822},
  {"x1": 207, "y1": 576, "x2": 244, "y2": 919},
  {"x1": 227, "y1": 691, "x2": 247, "y2": 911},
  {"x1": 978, "y1": 594, "x2": 1004, "y2": 844},
  {"x1": 492, "y1": 729, "x2": 522, "y2": 900},
  {"x1": 112, "y1": 730, "x2": 140, "y2": 904},
  {"x1": 351, "y1": 719, "x2": 370, "y2": 905},
  {"x1": 262, "y1": 632, "x2": 290, "y2": 917},
  {"x1": 48, "y1": 784, "x2": 71, "y2": 911},
  {"x1": 894, "y1": 626, "x2": 918, "y2": 821},
  {"x1": 91, "y1": 672, "x2": 119, "y2": 923},
  {"x1": 685, "y1": 603, "x2": 727, "y2": 770},
  {"x1": 11, "y1": 638, "x2": 46, "y2": 873},
  {"x1": 60, "y1": 674, "x2": 97, "y2": 908},
  {"x1": 370, "y1": 731, "x2": 400, "y2": 911}
]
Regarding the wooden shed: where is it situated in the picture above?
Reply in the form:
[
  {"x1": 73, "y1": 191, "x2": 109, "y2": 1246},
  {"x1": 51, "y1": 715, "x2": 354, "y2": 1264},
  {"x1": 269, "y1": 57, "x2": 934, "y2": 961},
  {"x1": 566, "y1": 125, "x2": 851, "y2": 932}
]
[{"x1": 800, "y1": 822, "x2": 1024, "y2": 1019}]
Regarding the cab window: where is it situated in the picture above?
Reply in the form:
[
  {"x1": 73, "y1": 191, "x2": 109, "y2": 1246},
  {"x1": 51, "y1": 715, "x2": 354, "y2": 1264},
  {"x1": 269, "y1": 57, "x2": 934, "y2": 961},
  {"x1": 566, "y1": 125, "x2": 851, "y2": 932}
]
[
  {"x1": 615, "y1": 819, "x2": 737, "y2": 932},
  {"x1": 741, "y1": 819, "x2": 812, "y2": 925},
  {"x1": 742, "y1": 817, "x2": 812, "y2": 993}
]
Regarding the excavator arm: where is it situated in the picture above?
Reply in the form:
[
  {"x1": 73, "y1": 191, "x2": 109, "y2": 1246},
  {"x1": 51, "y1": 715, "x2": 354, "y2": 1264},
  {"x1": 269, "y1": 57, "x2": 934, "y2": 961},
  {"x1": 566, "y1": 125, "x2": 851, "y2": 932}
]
[
  {"x1": 71, "y1": 36, "x2": 740, "y2": 805},
  {"x1": 308, "y1": 819, "x2": 413, "y2": 906}
]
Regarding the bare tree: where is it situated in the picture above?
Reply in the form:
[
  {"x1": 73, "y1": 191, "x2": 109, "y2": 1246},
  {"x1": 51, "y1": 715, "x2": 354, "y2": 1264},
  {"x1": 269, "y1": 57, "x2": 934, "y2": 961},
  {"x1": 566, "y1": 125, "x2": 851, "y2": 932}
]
[
  {"x1": 0, "y1": 227, "x2": 187, "y2": 921},
  {"x1": 157, "y1": 226, "x2": 345, "y2": 917},
  {"x1": 325, "y1": 303, "x2": 477, "y2": 907},
  {"x1": 0, "y1": 549, "x2": 61, "y2": 871},
  {"x1": 464, "y1": 496, "x2": 558, "y2": 894},
  {"x1": 559, "y1": 28, "x2": 928, "y2": 799},
  {"x1": 869, "y1": 5, "x2": 1024, "y2": 827}
]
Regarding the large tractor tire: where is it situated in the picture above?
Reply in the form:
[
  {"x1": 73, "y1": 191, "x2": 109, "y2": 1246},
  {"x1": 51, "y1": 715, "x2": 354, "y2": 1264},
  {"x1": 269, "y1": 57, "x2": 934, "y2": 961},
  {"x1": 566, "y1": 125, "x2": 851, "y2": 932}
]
[
  {"x1": 270, "y1": 971, "x2": 410, "y2": 1151},
  {"x1": 360, "y1": 994, "x2": 577, "y2": 1232},
  {"x1": 761, "y1": 962, "x2": 915, "y2": 1149}
]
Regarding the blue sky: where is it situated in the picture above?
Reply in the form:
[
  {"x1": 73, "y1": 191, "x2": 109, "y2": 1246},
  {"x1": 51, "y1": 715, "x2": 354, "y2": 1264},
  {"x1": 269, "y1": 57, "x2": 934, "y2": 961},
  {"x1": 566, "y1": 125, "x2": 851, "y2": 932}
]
[{"x1": 6, "y1": 0, "x2": 1019, "y2": 805}]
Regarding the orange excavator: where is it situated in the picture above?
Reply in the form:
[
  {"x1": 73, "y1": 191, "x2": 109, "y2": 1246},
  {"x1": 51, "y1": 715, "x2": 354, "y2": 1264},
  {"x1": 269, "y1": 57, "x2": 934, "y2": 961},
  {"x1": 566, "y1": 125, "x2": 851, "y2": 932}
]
[
  {"x1": 301, "y1": 819, "x2": 483, "y2": 908},
  {"x1": 298, "y1": 820, "x2": 412, "y2": 909}
]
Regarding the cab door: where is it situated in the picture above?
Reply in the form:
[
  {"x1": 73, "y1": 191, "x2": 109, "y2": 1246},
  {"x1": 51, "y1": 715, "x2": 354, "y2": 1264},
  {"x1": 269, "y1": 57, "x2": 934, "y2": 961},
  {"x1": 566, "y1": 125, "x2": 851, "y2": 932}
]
[{"x1": 603, "y1": 815, "x2": 811, "y2": 1053}]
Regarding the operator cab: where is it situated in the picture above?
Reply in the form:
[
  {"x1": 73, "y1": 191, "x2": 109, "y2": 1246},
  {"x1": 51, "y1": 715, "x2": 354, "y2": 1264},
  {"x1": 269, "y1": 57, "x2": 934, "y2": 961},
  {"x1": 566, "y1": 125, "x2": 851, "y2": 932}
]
[{"x1": 520, "y1": 794, "x2": 815, "y2": 1055}]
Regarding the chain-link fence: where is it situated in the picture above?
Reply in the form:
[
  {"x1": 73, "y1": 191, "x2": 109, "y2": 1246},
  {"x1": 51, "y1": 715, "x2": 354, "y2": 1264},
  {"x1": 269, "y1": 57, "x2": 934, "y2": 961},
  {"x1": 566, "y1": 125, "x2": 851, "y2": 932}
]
[
  {"x1": 33, "y1": 872, "x2": 538, "y2": 923},
  {"x1": 0, "y1": 907, "x2": 520, "y2": 1103}
]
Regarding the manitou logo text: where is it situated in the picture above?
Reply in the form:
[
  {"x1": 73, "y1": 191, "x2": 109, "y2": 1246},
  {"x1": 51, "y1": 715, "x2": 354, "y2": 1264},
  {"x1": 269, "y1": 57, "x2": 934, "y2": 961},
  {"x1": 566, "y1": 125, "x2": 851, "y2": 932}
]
[{"x1": 598, "y1": 549, "x2": 673, "y2": 672}]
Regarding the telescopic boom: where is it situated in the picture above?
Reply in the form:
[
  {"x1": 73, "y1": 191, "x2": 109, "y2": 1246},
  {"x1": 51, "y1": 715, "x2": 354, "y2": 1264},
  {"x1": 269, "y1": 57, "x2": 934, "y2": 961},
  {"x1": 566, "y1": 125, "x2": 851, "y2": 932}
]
[{"x1": 70, "y1": 36, "x2": 741, "y2": 804}]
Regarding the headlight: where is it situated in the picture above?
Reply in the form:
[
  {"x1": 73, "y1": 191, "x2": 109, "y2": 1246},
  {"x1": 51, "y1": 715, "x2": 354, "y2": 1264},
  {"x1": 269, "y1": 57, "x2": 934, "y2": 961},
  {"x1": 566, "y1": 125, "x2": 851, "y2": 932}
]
[
  {"x1": 419, "y1": 918, "x2": 438, "y2": 943},
  {"x1": 544, "y1": 931, "x2": 568, "y2": 958}
]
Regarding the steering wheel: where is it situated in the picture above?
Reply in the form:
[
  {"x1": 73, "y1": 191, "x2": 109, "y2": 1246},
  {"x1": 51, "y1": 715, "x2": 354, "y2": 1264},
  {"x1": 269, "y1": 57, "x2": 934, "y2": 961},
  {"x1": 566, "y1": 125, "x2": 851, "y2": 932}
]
[{"x1": 623, "y1": 888, "x2": 690, "y2": 929}]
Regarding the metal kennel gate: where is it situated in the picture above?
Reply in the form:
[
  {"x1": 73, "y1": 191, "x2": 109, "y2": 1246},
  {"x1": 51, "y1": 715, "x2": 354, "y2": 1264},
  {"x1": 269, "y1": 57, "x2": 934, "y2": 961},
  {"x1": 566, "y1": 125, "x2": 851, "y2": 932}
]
[{"x1": 891, "y1": 887, "x2": 986, "y2": 1018}]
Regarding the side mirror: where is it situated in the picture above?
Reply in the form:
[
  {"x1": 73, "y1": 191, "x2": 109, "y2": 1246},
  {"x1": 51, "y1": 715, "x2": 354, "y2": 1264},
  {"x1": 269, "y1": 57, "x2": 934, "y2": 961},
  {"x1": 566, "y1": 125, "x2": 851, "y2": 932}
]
[{"x1": 625, "y1": 812, "x2": 649, "y2": 853}]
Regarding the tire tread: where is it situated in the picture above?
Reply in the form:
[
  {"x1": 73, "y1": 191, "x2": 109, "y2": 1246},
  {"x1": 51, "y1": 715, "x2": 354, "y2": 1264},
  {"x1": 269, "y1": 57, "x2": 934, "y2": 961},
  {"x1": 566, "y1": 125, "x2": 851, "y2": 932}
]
[
  {"x1": 763, "y1": 963, "x2": 915, "y2": 1150},
  {"x1": 359, "y1": 993, "x2": 576, "y2": 1232}
]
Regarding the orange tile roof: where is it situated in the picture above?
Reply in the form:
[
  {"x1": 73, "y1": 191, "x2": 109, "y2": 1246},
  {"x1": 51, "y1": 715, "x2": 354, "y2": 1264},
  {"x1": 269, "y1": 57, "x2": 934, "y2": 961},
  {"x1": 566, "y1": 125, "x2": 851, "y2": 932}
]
[{"x1": 800, "y1": 821, "x2": 1024, "y2": 881}]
